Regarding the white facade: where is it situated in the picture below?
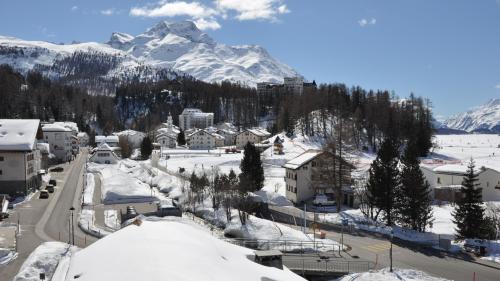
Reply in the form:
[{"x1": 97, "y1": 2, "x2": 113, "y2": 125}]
[
  {"x1": 77, "y1": 132, "x2": 89, "y2": 147},
  {"x1": 284, "y1": 77, "x2": 304, "y2": 95},
  {"x1": 178, "y1": 108, "x2": 214, "y2": 130},
  {"x1": 42, "y1": 124, "x2": 73, "y2": 162},
  {"x1": 235, "y1": 128, "x2": 271, "y2": 148},
  {"x1": 89, "y1": 143, "x2": 119, "y2": 164},
  {"x1": 0, "y1": 119, "x2": 42, "y2": 196},
  {"x1": 187, "y1": 129, "x2": 224, "y2": 150},
  {"x1": 157, "y1": 134, "x2": 177, "y2": 149},
  {"x1": 421, "y1": 164, "x2": 500, "y2": 202}
]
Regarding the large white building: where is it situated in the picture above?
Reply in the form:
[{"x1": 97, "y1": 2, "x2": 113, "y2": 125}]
[
  {"x1": 0, "y1": 119, "x2": 42, "y2": 196},
  {"x1": 178, "y1": 108, "x2": 214, "y2": 131},
  {"x1": 89, "y1": 143, "x2": 119, "y2": 164},
  {"x1": 156, "y1": 114, "x2": 178, "y2": 149},
  {"x1": 257, "y1": 77, "x2": 316, "y2": 95},
  {"x1": 187, "y1": 129, "x2": 224, "y2": 150},
  {"x1": 421, "y1": 164, "x2": 500, "y2": 202},
  {"x1": 42, "y1": 123, "x2": 73, "y2": 163},
  {"x1": 235, "y1": 128, "x2": 271, "y2": 148},
  {"x1": 95, "y1": 135, "x2": 119, "y2": 147}
]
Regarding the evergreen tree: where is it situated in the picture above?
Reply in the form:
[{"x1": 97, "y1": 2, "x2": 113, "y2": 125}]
[
  {"x1": 177, "y1": 129, "x2": 186, "y2": 146},
  {"x1": 140, "y1": 136, "x2": 153, "y2": 159},
  {"x1": 396, "y1": 140, "x2": 433, "y2": 232},
  {"x1": 366, "y1": 136, "x2": 400, "y2": 226},
  {"x1": 239, "y1": 142, "x2": 265, "y2": 192},
  {"x1": 453, "y1": 159, "x2": 487, "y2": 240}
]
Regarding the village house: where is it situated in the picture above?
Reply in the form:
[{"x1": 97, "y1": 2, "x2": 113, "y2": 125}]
[
  {"x1": 235, "y1": 128, "x2": 271, "y2": 148},
  {"x1": 178, "y1": 108, "x2": 214, "y2": 131},
  {"x1": 89, "y1": 142, "x2": 119, "y2": 164},
  {"x1": 187, "y1": 129, "x2": 224, "y2": 150},
  {"x1": 156, "y1": 114, "x2": 178, "y2": 149},
  {"x1": 95, "y1": 135, "x2": 120, "y2": 147},
  {"x1": 283, "y1": 150, "x2": 355, "y2": 206},
  {"x1": 421, "y1": 164, "x2": 500, "y2": 202},
  {"x1": 0, "y1": 119, "x2": 43, "y2": 196},
  {"x1": 42, "y1": 123, "x2": 73, "y2": 163}
]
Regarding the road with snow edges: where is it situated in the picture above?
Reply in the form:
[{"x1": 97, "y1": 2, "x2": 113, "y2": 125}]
[{"x1": 0, "y1": 150, "x2": 96, "y2": 280}]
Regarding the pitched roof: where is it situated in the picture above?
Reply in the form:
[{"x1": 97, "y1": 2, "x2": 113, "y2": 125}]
[
  {"x1": 42, "y1": 123, "x2": 71, "y2": 132},
  {"x1": 0, "y1": 119, "x2": 40, "y2": 151},
  {"x1": 238, "y1": 128, "x2": 271, "y2": 137},
  {"x1": 283, "y1": 150, "x2": 323, "y2": 170}
]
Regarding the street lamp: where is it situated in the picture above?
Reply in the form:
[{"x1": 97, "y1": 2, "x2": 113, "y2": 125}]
[
  {"x1": 390, "y1": 229, "x2": 394, "y2": 272},
  {"x1": 69, "y1": 207, "x2": 75, "y2": 245}
]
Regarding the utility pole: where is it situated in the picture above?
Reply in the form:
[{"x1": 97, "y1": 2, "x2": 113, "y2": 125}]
[
  {"x1": 390, "y1": 230, "x2": 393, "y2": 272},
  {"x1": 303, "y1": 204, "x2": 307, "y2": 234},
  {"x1": 70, "y1": 207, "x2": 75, "y2": 245}
]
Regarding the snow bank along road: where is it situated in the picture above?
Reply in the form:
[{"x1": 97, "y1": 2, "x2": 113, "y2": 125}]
[{"x1": 0, "y1": 149, "x2": 96, "y2": 280}]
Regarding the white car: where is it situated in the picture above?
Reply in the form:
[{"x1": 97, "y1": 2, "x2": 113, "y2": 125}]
[{"x1": 312, "y1": 194, "x2": 336, "y2": 206}]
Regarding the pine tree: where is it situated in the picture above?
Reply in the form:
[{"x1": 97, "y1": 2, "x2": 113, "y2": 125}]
[
  {"x1": 366, "y1": 136, "x2": 400, "y2": 226},
  {"x1": 177, "y1": 129, "x2": 186, "y2": 146},
  {"x1": 453, "y1": 159, "x2": 486, "y2": 240},
  {"x1": 140, "y1": 136, "x2": 153, "y2": 159},
  {"x1": 239, "y1": 142, "x2": 265, "y2": 193},
  {"x1": 396, "y1": 140, "x2": 433, "y2": 232}
]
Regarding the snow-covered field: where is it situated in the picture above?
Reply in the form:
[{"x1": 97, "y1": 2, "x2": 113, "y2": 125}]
[
  {"x1": 82, "y1": 173, "x2": 94, "y2": 206},
  {"x1": 337, "y1": 267, "x2": 449, "y2": 281},
  {"x1": 63, "y1": 217, "x2": 306, "y2": 281},
  {"x1": 0, "y1": 248, "x2": 17, "y2": 265},
  {"x1": 430, "y1": 134, "x2": 500, "y2": 170}
]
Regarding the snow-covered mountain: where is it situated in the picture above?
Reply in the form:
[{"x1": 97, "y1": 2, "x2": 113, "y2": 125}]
[
  {"x1": 443, "y1": 98, "x2": 500, "y2": 133},
  {"x1": 0, "y1": 20, "x2": 298, "y2": 89}
]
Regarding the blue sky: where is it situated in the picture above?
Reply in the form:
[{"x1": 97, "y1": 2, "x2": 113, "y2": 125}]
[{"x1": 0, "y1": 0, "x2": 499, "y2": 117}]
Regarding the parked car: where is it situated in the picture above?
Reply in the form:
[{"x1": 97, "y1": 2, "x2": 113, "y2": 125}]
[
  {"x1": 312, "y1": 194, "x2": 336, "y2": 206},
  {"x1": 49, "y1": 179, "x2": 57, "y2": 186},
  {"x1": 39, "y1": 190, "x2": 49, "y2": 199},
  {"x1": 50, "y1": 167, "x2": 64, "y2": 172},
  {"x1": 46, "y1": 185, "x2": 55, "y2": 193}
]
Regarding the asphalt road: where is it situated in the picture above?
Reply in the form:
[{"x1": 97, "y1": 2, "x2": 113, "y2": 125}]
[{"x1": 0, "y1": 149, "x2": 96, "y2": 280}]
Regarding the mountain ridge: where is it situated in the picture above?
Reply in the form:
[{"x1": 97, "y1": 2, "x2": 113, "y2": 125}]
[{"x1": 442, "y1": 98, "x2": 500, "y2": 133}]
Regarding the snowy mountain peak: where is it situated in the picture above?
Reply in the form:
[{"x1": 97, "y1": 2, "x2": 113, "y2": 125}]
[
  {"x1": 0, "y1": 20, "x2": 299, "y2": 87},
  {"x1": 443, "y1": 98, "x2": 500, "y2": 133}
]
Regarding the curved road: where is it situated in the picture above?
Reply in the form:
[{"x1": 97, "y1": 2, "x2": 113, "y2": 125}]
[{"x1": 0, "y1": 149, "x2": 97, "y2": 280}]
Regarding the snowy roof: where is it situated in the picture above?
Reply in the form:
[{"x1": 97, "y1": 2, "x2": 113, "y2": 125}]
[
  {"x1": 432, "y1": 164, "x2": 481, "y2": 175},
  {"x1": 240, "y1": 128, "x2": 271, "y2": 137},
  {"x1": 95, "y1": 142, "x2": 114, "y2": 151},
  {"x1": 42, "y1": 123, "x2": 71, "y2": 132},
  {"x1": 77, "y1": 132, "x2": 88, "y2": 137},
  {"x1": 157, "y1": 132, "x2": 177, "y2": 140},
  {"x1": 96, "y1": 135, "x2": 119, "y2": 143},
  {"x1": 63, "y1": 217, "x2": 304, "y2": 281},
  {"x1": 53, "y1": 121, "x2": 78, "y2": 132},
  {"x1": 283, "y1": 150, "x2": 323, "y2": 170},
  {"x1": 0, "y1": 119, "x2": 40, "y2": 151}
]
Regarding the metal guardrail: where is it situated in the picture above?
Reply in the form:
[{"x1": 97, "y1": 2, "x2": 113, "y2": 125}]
[
  {"x1": 222, "y1": 238, "x2": 341, "y2": 253},
  {"x1": 283, "y1": 258, "x2": 371, "y2": 274}
]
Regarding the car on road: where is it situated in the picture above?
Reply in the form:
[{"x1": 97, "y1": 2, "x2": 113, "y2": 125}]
[
  {"x1": 39, "y1": 190, "x2": 49, "y2": 199},
  {"x1": 49, "y1": 179, "x2": 57, "y2": 186},
  {"x1": 46, "y1": 185, "x2": 55, "y2": 193},
  {"x1": 50, "y1": 167, "x2": 64, "y2": 172},
  {"x1": 312, "y1": 194, "x2": 336, "y2": 207}
]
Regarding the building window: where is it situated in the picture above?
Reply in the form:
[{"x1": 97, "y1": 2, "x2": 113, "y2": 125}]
[
  {"x1": 0, "y1": 156, "x2": 3, "y2": 161},
  {"x1": 437, "y1": 177, "x2": 441, "y2": 184},
  {"x1": 0, "y1": 169, "x2": 2, "y2": 175}
]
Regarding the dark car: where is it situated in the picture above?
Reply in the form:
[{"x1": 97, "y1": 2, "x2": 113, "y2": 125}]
[
  {"x1": 46, "y1": 185, "x2": 55, "y2": 193},
  {"x1": 39, "y1": 190, "x2": 49, "y2": 199},
  {"x1": 49, "y1": 179, "x2": 57, "y2": 186},
  {"x1": 50, "y1": 167, "x2": 64, "y2": 172}
]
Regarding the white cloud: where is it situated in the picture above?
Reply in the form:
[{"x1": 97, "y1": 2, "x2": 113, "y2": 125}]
[
  {"x1": 71, "y1": 6, "x2": 78, "y2": 12},
  {"x1": 129, "y1": 0, "x2": 290, "y2": 30},
  {"x1": 358, "y1": 17, "x2": 376, "y2": 27},
  {"x1": 194, "y1": 18, "x2": 221, "y2": 30},
  {"x1": 101, "y1": 8, "x2": 117, "y2": 16},
  {"x1": 495, "y1": 84, "x2": 500, "y2": 89},
  {"x1": 215, "y1": 0, "x2": 289, "y2": 21},
  {"x1": 130, "y1": 1, "x2": 216, "y2": 18}
]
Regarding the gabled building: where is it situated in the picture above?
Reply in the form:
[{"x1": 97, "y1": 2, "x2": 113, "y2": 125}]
[
  {"x1": 89, "y1": 143, "x2": 119, "y2": 164},
  {"x1": 187, "y1": 129, "x2": 224, "y2": 150},
  {"x1": 95, "y1": 135, "x2": 119, "y2": 147},
  {"x1": 283, "y1": 150, "x2": 354, "y2": 206},
  {"x1": 421, "y1": 164, "x2": 500, "y2": 202},
  {"x1": 0, "y1": 119, "x2": 42, "y2": 196},
  {"x1": 235, "y1": 128, "x2": 271, "y2": 148},
  {"x1": 156, "y1": 114, "x2": 178, "y2": 149}
]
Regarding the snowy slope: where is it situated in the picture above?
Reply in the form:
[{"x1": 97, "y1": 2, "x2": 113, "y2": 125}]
[
  {"x1": 443, "y1": 98, "x2": 500, "y2": 133},
  {"x1": 0, "y1": 20, "x2": 298, "y2": 87}
]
